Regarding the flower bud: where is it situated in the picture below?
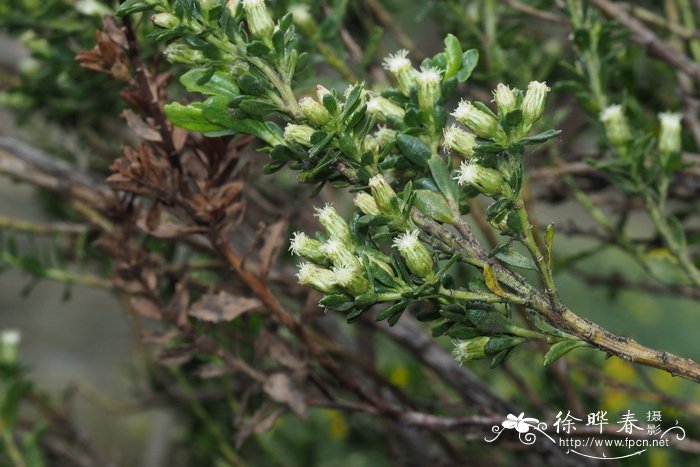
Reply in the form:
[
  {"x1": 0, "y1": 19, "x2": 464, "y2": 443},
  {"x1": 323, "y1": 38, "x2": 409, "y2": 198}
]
[
  {"x1": 299, "y1": 97, "x2": 331, "y2": 127},
  {"x1": 0, "y1": 330, "x2": 20, "y2": 365},
  {"x1": 368, "y1": 174, "x2": 399, "y2": 215},
  {"x1": 315, "y1": 204, "x2": 352, "y2": 244},
  {"x1": 451, "y1": 100, "x2": 501, "y2": 139},
  {"x1": 362, "y1": 135, "x2": 379, "y2": 154},
  {"x1": 284, "y1": 123, "x2": 315, "y2": 147},
  {"x1": 658, "y1": 112, "x2": 682, "y2": 154},
  {"x1": 374, "y1": 126, "x2": 397, "y2": 147},
  {"x1": 226, "y1": 0, "x2": 240, "y2": 15},
  {"x1": 333, "y1": 264, "x2": 371, "y2": 296},
  {"x1": 454, "y1": 160, "x2": 509, "y2": 198},
  {"x1": 493, "y1": 83, "x2": 517, "y2": 115},
  {"x1": 164, "y1": 43, "x2": 205, "y2": 65},
  {"x1": 451, "y1": 337, "x2": 490, "y2": 363},
  {"x1": 151, "y1": 12, "x2": 180, "y2": 28},
  {"x1": 382, "y1": 49, "x2": 417, "y2": 96},
  {"x1": 416, "y1": 67, "x2": 442, "y2": 111},
  {"x1": 289, "y1": 4, "x2": 315, "y2": 36},
  {"x1": 297, "y1": 262, "x2": 337, "y2": 294},
  {"x1": 316, "y1": 85, "x2": 332, "y2": 103},
  {"x1": 520, "y1": 81, "x2": 550, "y2": 125},
  {"x1": 367, "y1": 96, "x2": 406, "y2": 121},
  {"x1": 599, "y1": 105, "x2": 631, "y2": 147},
  {"x1": 242, "y1": 0, "x2": 275, "y2": 43},
  {"x1": 393, "y1": 230, "x2": 435, "y2": 280},
  {"x1": 289, "y1": 231, "x2": 325, "y2": 263},
  {"x1": 354, "y1": 192, "x2": 381, "y2": 216},
  {"x1": 321, "y1": 239, "x2": 361, "y2": 269},
  {"x1": 443, "y1": 124, "x2": 476, "y2": 157}
]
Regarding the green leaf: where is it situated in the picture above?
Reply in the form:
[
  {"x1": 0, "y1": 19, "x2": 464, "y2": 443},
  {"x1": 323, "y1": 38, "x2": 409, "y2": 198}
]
[
  {"x1": 397, "y1": 134, "x2": 431, "y2": 167},
  {"x1": 485, "y1": 336, "x2": 525, "y2": 355},
  {"x1": 545, "y1": 223, "x2": 555, "y2": 269},
  {"x1": 456, "y1": 49, "x2": 478, "y2": 82},
  {"x1": 164, "y1": 102, "x2": 228, "y2": 133},
  {"x1": 446, "y1": 326, "x2": 481, "y2": 339},
  {"x1": 521, "y1": 129, "x2": 561, "y2": 145},
  {"x1": 501, "y1": 109, "x2": 523, "y2": 135},
  {"x1": 375, "y1": 301, "x2": 408, "y2": 322},
  {"x1": 246, "y1": 41, "x2": 270, "y2": 56},
  {"x1": 180, "y1": 68, "x2": 239, "y2": 98},
  {"x1": 543, "y1": 340, "x2": 589, "y2": 366},
  {"x1": 467, "y1": 309, "x2": 509, "y2": 333},
  {"x1": 495, "y1": 249, "x2": 537, "y2": 271},
  {"x1": 427, "y1": 154, "x2": 459, "y2": 206},
  {"x1": 238, "y1": 98, "x2": 280, "y2": 117},
  {"x1": 413, "y1": 190, "x2": 456, "y2": 224},
  {"x1": 116, "y1": 0, "x2": 149, "y2": 16},
  {"x1": 444, "y1": 34, "x2": 462, "y2": 79}
]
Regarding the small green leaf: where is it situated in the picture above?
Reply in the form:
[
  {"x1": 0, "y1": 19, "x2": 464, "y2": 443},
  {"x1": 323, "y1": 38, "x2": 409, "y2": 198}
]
[
  {"x1": 414, "y1": 190, "x2": 456, "y2": 224},
  {"x1": 521, "y1": 129, "x2": 561, "y2": 145},
  {"x1": 427, "y1": 154, "x2": 459, "y2": 206},
  {"x1": 376, "y1": 301, "x2": 408, "y2": 322},
  {"x1": 495, "y1": 249, "x2": 537, "y2": 271},
  {"x1": 545, "y1": 223, "x2": 555, "y2": 269},
  {"x1": 164, "y1": 102, "x2": 228, "y2": 133},
  {"x1": 543, "y1": 340, "x2": 589, "y2": 366},
  {"x1": 180, "y1": 68, "x2": 239, "y2": 97},
  {"x1": 444, "y1": 34, "x2": 462, "y2": 79},
  {"x1": 467, "y1": 309, "x2": 509, "y2": 333},
  {"x1": 456, "y1": 49, "x2": 479, "y2": 82},
  {"x1": 397, "y1": 134, "x2": 431, "y2": 167}
]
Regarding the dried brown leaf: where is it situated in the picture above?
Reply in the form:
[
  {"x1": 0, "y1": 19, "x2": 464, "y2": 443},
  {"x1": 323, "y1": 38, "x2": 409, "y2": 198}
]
[
  {"x1": 129, "y1": 296, "x2": 161, "y2": 319},
  {"x1": 259, "y1": 218, "x2": 288, "y2": 279},
  {"x1": 189, "y1": 292, "x2": 262, "y2": 322},
  {"x1": 122, "y1": 109, "x2": 163, "y2": 142},
  {"x1": 262, "y1": 373, "x2": 307, "y2": 418}
]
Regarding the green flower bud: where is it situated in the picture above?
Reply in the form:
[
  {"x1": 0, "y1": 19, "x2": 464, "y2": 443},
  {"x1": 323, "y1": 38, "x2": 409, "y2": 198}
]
[
  {"x1": 393, "y1": 230, "x2": 435, "y2": 280},
  {"x1": 368, "y1": 174, "x2": 399, "y2": 216},
  {"x1": 289, "y1": 4, "x2": 315, "y2": 36},
  {"x1": 374, "y1": 126, "x2": 397, "y2": 147},
  {"x1": 416, "y1": 67, "x2": 442, "y2": 111},
  {"x1": 299, "y1": 97, "x2": 331, "y2": 127},
  {"x1": 382, "y1": 49, "x2": 418, "y2": 96},
  {"x1": 200, "y1": 0, "x2": 218, "y2": 14},
  {"x1": 289, "y1": 231, "x2": 325, "y2": 263},
  {"x1": 493, "y1": 83, "x2": 517, "y2": 115},
  {"x1": 599, "y1": 105, "x2": 631, "y2": 147},
  {"x1": 333, "y1": 264, "x2": 371, "y2": 296},
  {"x1": 321, "y1": 238, "x2": 361, "y2": 269},
  {"x1": 451, "y1": 100, "x2": 501, "y2": 139},
  {"x1": 297, "y1": 262, "x2": 337, "y2": 294},
  {"x1": 284, "y1": 123, "x2": 315, "y2": 147},
  {"x1": 658, "y1": 112, "x2": 682, "y2": 154},
  {"x1": 367, "y1": 96, "x2": 406, "y2": 121},
  {"x1": 227, "y1": 0, "x2": 239, "y2": 15},
  {"x1": 0, "y1": 330, "x2": 20, "y2": 365},
  {"x1": 451, "y1": 337, "x2": 490, "y2": 363},
  {"x1": 442, "y1": 124, "x2": 476, "y2": 157},
  {"x1": 151, "y1": 12, "x2": 180, "y2": 28},
  {"x1": 164, "y1": 43, "x2": 205, "y2": 65},
  {"x1": 520, "y1": 81, "x2": 550, "y2": 125},
  {"x1": 316, "y1": 85, "x2": 332, "y2": 103},
  {"x1": 354, "y1": 192, "x2": 381, "y2": 216},
  {"x1": 315, "y1": 204, "x2": 352, "y2": 244},
  {"x1": 242, "y1": 0, "x2": 275, "y2": 43},
  {"x1": 454, "y1": 160, "x2": 509, "y2": 198},
  {"x1": 362, "y1": 134, "x2": 379, "y2": 155}
]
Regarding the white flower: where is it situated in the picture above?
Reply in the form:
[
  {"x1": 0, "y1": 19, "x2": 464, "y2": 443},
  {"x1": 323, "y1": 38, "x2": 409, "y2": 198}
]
[
  {"x1": 321, "y1": 238, "x2": 360, "y2": 268},
  {"x1": 296, "y1": 262, "x2": 336, "y2": 294},
  {"x1": 658, "y1": 112, "x2": 682, "y2": 154},
  {"x1": 393, "y1": 230, "x2": 434, "y2": 279},
  {"x1": 493, "y1": 83, "x2": 517, "y2": 115},
  {"x1": 454, "y1": 160, "x2": 508, "y2": 197},
  {"x1": 443, "y1": 124, "x2": 476, "y2": 157},
  {"x1": 314, "y1": 204, "x2": 352, "y2": 243},
  {"x1": 368, "y1": 174, "x2": 399, "y2": 215},
  {"x1": 520, "y1": 81, "x2": 550, "y2": 125},
  {"x1": 332, "y1": 264, "x2": 370, "y2": 295},
  {"x1": 392, "y1": 229, "x2": 420, "y2": 253},
  {"x1": 599, "y1": 104, "x2": 631, "y2": 146},
  {"x1": 451, "y1": 100, "x2": 500, "y2": 139},
  {"x1": 417, "y1": 67, "x2": 442, "y2": 111},
  {"x1": 382, "y1": 49, "x2": 411, "y2": 73},
  {"x1": 366, "y1": 96, "x2": 405, "y2": 121}
]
